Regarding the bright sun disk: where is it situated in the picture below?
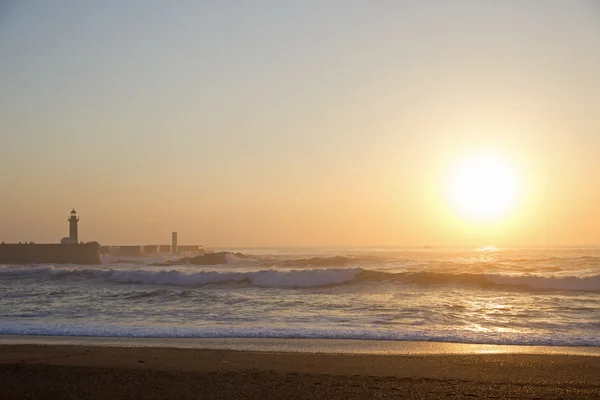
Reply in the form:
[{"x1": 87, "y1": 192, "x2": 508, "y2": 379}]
[{"x1": 449, "y1": 154, "x2": 519, "y2": 222}]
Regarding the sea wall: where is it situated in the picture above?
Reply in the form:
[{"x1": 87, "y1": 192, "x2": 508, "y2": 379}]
[{"x1": 0, "y1": 243, "x2": 102, "y2": 265}]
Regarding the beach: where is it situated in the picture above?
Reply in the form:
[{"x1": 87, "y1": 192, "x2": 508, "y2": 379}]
[{"x1": 1, "y1": 341, "x2": 600, "y2": 399}]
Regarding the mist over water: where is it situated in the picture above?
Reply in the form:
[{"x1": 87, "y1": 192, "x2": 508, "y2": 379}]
[{"x1": 1, "y1": 247, "x2": 599, "y2": 346}]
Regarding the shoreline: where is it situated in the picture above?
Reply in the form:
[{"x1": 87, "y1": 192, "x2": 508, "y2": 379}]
[
  {"x1": 1, "y1": 343, "x2": 600, "y2": 399},
  {"x1": 1, "y1": 335, "x2": 600, "y2": 356}
]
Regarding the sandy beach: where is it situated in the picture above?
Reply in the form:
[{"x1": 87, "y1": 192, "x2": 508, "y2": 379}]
[{"x1": 1, "y1": 342, "x2": 599, "y2": 399}]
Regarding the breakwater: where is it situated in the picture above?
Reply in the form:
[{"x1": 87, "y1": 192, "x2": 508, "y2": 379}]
[{"x1": 0, "y1": 243, "x2": 101, "y2": 265}]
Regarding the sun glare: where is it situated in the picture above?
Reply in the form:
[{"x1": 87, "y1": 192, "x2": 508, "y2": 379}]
[{"x1": 448, "y1": 154, "x2": 519, "y2": 222}]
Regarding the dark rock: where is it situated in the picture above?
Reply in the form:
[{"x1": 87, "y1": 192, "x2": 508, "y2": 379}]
[{"x1": 188, "y1": 252, "x2": 230, "y2": 265}]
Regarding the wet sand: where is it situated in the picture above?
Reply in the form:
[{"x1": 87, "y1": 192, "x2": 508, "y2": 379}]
[
  {"x1": 1, "y1": 344, "x2": 599, "y2": 399},
  {"x1": 2, "y1": 336, "x2": 600, "y2": 356}
]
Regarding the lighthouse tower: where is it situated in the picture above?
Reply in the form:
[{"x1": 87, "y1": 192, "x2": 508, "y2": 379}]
[
  {"x1": 61, "y1": 209, "x2": 80, "y2": 244},
  {"x1": 69, "y1": 209, "x2": 79, "y2": 243},
  {"x1": 60, "y1": 209, "x2": 79, "y2": 244}
]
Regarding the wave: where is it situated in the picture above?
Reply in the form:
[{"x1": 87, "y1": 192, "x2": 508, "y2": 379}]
[
  {"x1": 281, "y1": 256, "x2": 349, "y2": 266},
  {"x1": 104, "y1": 252, "x2": 600, "y2": 270},
  {"x1": 497, "y1": 256, "x2": 600, "y2": 264},
  {"x1": 227, "y1": 255, "x2": 351, "y2": 267},
  {"x1": 484, "y1": 274, "x2": 600, "y2": 291},
  {"x1": 0, "y1": 266, "x2": 361, "y2": 288},
  {"x1": 2, "y1": 323, "x2": 600, "y2": 347},
  {"x1": 107, "y1": 268, "x2": 362, "y2": 288},
  {"x1": 360, "y1": 270, "x2": 600, "y2": 292},
  {"x1": 145, "y1": 253, "x2": 354, "y2": 267},
  {"x1": 1, "y1": 266, "x2": 599, "y2": 291}
]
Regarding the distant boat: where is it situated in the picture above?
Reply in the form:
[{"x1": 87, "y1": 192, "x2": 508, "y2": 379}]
[{"x1": 424, "y1": 245, "x2": 432, "y2": 249}]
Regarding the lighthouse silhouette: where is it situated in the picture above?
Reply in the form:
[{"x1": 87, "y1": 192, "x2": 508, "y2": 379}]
[
  {"x1": 61, "y1": 209, "x2": 80, "y2": 244},
  {"x1": 69, "y1": 209, "x2": 79, "y2": 242}
]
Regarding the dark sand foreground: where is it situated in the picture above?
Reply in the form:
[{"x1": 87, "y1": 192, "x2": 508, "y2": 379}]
[{"x1": 1, "y1": 344, "x2": 599, "y2": 399}]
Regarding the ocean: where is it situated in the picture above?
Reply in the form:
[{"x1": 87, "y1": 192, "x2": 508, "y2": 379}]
[{"x1": 1, "y1": 247, "x2": 599, "y2": 347}]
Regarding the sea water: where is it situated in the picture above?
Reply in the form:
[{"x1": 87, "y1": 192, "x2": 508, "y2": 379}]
[{"x1": 1, "y1": 247, "x2": 599, "y2": 346}]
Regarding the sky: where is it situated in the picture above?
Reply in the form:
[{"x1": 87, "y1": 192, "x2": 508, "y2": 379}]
[{"x1": 0, "y1": 1, "x2": 599, "y2": 247}]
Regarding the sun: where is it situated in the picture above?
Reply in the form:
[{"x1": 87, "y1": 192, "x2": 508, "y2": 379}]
[{"x1": 448, "y1": 154, "x2": 519, "y2": 222}]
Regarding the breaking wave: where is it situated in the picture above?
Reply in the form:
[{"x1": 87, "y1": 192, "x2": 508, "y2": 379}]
[
  {"x1": 1, "y1": 266, "x2": 599, "y2": 292},
  {"x1": 106, "y1": 268, "x2": 361, "y2": 288},
  {"x1": 360, "y1": 270, "x2": 600, "y2": 292}
]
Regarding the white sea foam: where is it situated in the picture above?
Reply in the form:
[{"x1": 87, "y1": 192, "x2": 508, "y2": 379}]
[
  {"x1": 1, "y1": 322, "x2": 599, "y2": 347},
  {"x1": 108, "y1": 268, "x2": 362, "y2": 288},
  {"x1": 1, "y1": 264, "x2": 599, "y2": 291},
  {"x1": 0, "y1": 266, "x2": 362, "y2": 288}
]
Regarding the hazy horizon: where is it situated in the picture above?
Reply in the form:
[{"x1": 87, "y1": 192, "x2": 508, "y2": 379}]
[{"x1": 1, "y1": 1, "x2": 599, "y2": 247}]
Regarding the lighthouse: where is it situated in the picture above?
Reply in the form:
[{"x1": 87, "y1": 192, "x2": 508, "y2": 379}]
[
  {"x1": 69, "y1": 209, "x2": 79, "y2": 242},
  {"x1": 61, "y1": 209, "x2": 80, "y2": 244}
]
